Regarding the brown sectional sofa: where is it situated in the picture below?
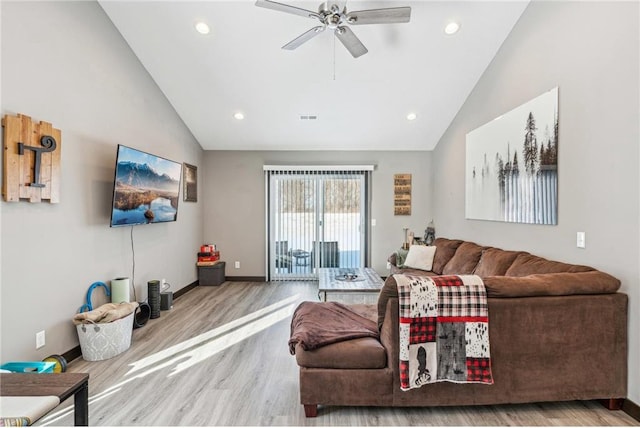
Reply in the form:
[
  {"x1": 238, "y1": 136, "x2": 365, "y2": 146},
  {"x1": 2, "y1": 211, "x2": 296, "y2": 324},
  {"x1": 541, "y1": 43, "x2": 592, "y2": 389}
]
[{"x1": 293, "y1": 238, "x2": 628, "y2": 417}]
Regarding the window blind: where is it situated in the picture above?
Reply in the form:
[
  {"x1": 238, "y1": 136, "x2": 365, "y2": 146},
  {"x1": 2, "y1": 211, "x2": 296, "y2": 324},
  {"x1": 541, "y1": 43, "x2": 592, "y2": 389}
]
[{"x1": 265, "y1": 167, "x2": 372, "y2": 281}]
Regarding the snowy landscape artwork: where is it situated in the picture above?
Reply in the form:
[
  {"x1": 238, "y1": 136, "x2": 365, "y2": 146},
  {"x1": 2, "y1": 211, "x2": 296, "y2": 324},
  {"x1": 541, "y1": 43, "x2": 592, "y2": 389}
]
[{"x1": 466, "y1": 87, "x2": 558, "y2": 224}]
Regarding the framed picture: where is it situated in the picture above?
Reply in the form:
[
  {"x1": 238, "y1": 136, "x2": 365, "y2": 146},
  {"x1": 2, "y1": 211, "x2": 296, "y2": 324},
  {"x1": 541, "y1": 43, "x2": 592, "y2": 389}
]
[
  {"x1": 394, "y1": 174, "x2": 411, "y2": 215},
  {"x1": 183, "y1": 163, "x2": 197, "y2": 202}
]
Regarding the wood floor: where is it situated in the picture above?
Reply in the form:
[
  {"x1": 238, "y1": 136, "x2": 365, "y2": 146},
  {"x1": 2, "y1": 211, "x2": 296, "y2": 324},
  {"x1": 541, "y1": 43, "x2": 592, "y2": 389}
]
[{"x1": 37, "y1": 281, "x2": 638, "y2": 426}]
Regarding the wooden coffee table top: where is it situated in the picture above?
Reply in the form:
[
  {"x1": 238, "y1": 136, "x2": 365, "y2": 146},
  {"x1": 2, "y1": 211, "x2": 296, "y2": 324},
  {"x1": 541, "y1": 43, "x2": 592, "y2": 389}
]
[
  {"x1": 0, "y1": 372, "x2": 88, "y2": 402},
  {"x1": 318, "y1": 267, "x2": 383, "y2": 292}
]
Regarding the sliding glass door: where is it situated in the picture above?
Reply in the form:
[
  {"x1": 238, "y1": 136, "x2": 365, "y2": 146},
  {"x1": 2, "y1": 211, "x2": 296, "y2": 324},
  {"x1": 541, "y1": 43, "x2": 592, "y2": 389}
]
[{"x1": 265, "y1": 167, "x2": 371, "y2": 281}]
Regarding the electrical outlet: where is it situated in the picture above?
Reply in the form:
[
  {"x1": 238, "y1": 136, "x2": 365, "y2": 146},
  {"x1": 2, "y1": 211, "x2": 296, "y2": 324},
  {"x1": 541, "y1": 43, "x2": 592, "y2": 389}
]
[
  {"x1": 235, "y1": 261, "x2": 240, "y2": 269},
  {"x1": 386, "y1": 262, "x2": 391, "y2": 270},
  {"x1": 36, "y1": 330, "x2": 45, "y2": 349},
  {"x1": 371, "y1": 219, "x2": 377, "y2": 227},
  {"x1": 577, "y1": 232, "x2": 586, "y2": 248}
]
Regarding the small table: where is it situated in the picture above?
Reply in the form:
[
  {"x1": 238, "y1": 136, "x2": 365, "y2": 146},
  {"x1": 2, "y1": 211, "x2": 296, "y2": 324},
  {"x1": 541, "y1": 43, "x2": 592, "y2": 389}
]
[
  {"x1": 290, "y1": 250, "x2": 310, "y2": 266},
  {"x1": 0, "y1": 372, "x2": 89, "y2": 426},
  {"x1": 318, "y1": 267, "x2": 384, "y2": 304}
]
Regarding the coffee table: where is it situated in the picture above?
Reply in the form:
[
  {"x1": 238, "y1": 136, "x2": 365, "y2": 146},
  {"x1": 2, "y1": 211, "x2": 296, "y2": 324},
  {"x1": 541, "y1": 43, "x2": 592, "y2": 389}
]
[{"x1": 318, "y1": 267, "x2": 384, "y2": 304}]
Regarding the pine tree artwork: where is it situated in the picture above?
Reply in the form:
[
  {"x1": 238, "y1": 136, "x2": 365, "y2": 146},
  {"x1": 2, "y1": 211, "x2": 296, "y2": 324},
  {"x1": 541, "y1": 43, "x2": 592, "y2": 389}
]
[{"x1": 465, "y1": 88, "x2": 558, "y2": 224}]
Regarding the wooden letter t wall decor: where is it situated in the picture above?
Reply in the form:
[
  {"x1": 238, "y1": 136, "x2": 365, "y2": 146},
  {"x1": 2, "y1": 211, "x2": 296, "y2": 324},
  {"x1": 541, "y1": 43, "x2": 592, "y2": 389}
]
[{"x1": 2, "y1": 113, "x2": 62, "y2": 203}]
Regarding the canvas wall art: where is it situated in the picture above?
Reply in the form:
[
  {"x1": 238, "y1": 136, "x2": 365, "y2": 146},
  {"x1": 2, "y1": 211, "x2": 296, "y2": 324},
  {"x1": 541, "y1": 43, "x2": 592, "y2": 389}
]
[{"x1": 466, "y1": 87, "x2": 558, "y2": 224}]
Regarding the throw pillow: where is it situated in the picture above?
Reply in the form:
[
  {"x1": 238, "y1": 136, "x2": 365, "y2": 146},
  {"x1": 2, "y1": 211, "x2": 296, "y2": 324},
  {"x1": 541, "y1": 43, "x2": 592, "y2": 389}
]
[
  {"x1": 473, "y1": 248, "x2": 524, "y2": 277},
  {"x1": 403, "y1": 245, "x2": 437, "y2": 271},
  {"x1": 442, "y1": 241, "x2": 484, "y2": 275},
  {"x1": 431, "y1": 238, "x2": 464, "y2": 274},
  {"x1": 395, "y1": 248, "x2": 409, "y2": 267}
]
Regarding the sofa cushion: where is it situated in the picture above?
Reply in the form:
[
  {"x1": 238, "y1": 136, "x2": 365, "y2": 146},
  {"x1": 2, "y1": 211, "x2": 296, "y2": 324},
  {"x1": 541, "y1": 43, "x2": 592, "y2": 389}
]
[
  {"x1": 442, "y1": 242, "x2": 484, "y2": 275},
  {"x1": 295, "y1": 337, "x2": 387, "y2": 369},
  {"x1": 505, "y1": 253, "x2": 593, "y2": 277},
  {"x1": 483, "y1": 271, "x2": 621, "y2": 297},
  {"x1": 403, "y1": 245, "x2": 436, "y2": 271},
  {"x1": 431, "y1": 238, "x2": 464, "y2": 274},
  {"x1": 474, "y1": 248, "x2": 525, "y2": 277}
]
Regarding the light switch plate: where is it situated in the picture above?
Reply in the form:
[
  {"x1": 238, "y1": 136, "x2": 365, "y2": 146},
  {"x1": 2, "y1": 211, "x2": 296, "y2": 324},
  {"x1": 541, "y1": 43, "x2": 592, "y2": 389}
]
[
  {"x1": 576, "y1": 232, "x2": 586, "y2": 248},
  {"x1": 36, "y1": 330, "x2": 45, "y2": 349}
]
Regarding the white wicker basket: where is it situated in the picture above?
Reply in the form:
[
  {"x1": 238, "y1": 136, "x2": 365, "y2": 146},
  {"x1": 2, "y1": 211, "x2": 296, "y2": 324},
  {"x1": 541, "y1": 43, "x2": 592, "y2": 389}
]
[{"x1": 76, "y1": 312, "x2": 134, "y2": 361}]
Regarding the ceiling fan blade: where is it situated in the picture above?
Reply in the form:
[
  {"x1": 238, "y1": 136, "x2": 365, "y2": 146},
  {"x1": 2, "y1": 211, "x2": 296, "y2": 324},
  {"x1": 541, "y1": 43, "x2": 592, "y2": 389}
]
[
  {"x1": 346, "y1": 7, "x2": 411, "y2": 25},
  {"x1": 255, "y1": 0, "x2": 321, "y2": 20},
  {"x1": 335, "y1": 26, "x2": 368, "y2": 58},
  {"x1": 282, "y1": 26, "x2": 326, "y2": 50}
]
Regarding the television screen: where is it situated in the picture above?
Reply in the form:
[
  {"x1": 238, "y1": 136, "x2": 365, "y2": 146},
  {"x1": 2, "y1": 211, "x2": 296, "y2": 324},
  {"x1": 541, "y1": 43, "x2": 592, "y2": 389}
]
[{"x1": 110, "y1": 145, "x2": 182, "y2": 227}]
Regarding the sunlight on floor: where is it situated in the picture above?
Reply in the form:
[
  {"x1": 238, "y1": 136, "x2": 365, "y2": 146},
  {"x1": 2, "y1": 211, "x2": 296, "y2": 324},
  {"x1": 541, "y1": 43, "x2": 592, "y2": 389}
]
[
  {"x1": 127, "y1": 293, "x2": 300, "y2": 375},
  {"x1": 39, "y1": 294, "x2": 300, "y2": 426}
]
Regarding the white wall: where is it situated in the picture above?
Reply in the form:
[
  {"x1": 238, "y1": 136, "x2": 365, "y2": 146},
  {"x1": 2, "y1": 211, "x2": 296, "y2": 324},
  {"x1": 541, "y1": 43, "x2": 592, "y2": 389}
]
[
  {"x1": 202, "y1": 151, "x2": 432, "y2": 276},
  {"x1": 432, "y1": 1, "x2": 639, "y2": 402},
  {"x1": 0, "y1": 1, "x2": 203, "y2": 361}
]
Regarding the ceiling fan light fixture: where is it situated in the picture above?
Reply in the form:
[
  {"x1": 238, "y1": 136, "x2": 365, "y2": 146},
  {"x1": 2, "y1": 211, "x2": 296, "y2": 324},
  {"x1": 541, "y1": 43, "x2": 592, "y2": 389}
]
[
  {"x1": 444, "y1": 21, "x2": 460, "y2": 35},
  {"x1": 195, "y1": 21, "x2": 210, "y2": 35},
  {"x1": 255, "y1": 0, "x2": 411, "y2": 58},
  {"x1": 406, "y1": 113, "x2": 417, "y2": 121}
]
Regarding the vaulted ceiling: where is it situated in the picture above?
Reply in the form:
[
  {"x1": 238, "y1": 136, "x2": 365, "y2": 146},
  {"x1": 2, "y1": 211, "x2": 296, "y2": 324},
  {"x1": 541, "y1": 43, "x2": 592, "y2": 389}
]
[{"x1": 100, "y1": 1, "x2": 529, "y2": 151}]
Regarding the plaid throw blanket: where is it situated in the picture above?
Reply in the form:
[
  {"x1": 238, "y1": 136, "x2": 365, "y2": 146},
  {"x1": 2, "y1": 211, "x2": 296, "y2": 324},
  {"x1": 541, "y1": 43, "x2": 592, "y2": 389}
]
[{"x1": 396, "y1": 274, "x2": 493, "y2": 391}]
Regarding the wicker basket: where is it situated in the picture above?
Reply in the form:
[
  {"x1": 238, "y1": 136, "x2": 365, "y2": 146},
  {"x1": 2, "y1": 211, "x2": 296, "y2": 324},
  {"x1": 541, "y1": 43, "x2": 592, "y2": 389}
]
[{"x1": 76, "y1": 312, "x2": 134, "y2": 361}]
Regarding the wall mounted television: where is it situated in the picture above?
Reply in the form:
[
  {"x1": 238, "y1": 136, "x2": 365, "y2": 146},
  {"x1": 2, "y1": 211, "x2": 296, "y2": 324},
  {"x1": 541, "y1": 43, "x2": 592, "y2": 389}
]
[{"x1": 110, "y1": 144, "x2": 182, "y2": 227}]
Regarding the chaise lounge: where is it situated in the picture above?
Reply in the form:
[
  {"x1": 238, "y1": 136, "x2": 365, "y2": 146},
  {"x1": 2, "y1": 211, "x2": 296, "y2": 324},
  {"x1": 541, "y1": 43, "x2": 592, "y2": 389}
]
[{"x1": 291, "y1": 238, "x2": 628, "y2": 417}]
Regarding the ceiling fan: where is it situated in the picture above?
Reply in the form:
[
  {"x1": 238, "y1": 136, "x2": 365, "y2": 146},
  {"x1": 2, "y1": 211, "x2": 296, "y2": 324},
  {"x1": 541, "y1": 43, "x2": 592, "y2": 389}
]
[{"x1": 255, "y1": 0, "x2": 411, "y2": 58}]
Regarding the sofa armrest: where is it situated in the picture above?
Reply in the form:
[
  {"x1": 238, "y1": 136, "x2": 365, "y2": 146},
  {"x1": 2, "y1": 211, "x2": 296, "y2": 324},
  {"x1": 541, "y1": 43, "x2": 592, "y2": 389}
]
[
  {"x1": 378, "y1": 276, "x2": 398, "y2": 329},
  {"x1": 379, "y1": 297, "x2": 400, "y2": 383}
]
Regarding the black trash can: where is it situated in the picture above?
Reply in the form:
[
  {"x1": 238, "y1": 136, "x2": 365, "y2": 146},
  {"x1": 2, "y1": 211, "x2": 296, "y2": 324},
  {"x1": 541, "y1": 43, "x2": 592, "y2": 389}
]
[{"x1": 198, "y1": 262, "x2": 226, "y2": 286}]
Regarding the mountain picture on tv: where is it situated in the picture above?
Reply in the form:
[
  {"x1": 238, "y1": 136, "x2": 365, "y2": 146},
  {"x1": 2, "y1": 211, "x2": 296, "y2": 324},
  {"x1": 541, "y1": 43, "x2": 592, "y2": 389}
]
[{"x1": 110, "y1": 145, "x2": 182, "y2": 227}]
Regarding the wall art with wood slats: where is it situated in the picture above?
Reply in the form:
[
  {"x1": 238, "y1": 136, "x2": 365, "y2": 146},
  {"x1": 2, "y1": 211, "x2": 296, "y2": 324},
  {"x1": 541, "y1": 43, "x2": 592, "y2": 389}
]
[{"x1": 2, "y1": 113, "x2": 61, "y2": 203}]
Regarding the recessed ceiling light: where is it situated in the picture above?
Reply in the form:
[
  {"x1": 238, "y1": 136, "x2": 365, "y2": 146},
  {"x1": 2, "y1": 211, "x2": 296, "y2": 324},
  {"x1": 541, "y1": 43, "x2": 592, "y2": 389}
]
[
  {"x1": 234, "y1": 112, "x2": 245, "y2": 120},
  {"x1": 406, "y1": 113, "x2": 417, "y2": 121},
  {"x1": 195, "y1": 22, "x2": 210, "y2": 35},
  {"x1": 444, "y1": 21, "x2": 460, "y2": 35}
]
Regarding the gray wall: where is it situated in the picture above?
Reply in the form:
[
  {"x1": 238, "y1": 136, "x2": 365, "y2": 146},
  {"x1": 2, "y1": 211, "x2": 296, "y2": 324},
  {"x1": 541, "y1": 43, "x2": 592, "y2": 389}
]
[
  {"x1": 432, "y1": 1, "x2": 639, "y2": 402},
  {"x1": 0, "y1": 2, "x2": 204, "y2": 361},
  {"x1": 203, "y1": 151, "x2": 432, "y2": 276}
]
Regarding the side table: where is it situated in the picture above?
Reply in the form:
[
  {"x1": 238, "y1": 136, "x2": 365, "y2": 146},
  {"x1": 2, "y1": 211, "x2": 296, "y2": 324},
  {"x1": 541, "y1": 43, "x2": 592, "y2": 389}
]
[
  {"x1": 0, "y1": 372, "x2": 89, "y2": 426},
  {"x1": 290, "y1": 249, "x2": 310, "y2": 266},
  {"x1": 198, "y1": 261, "x2": 226, "y2": 286}
]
